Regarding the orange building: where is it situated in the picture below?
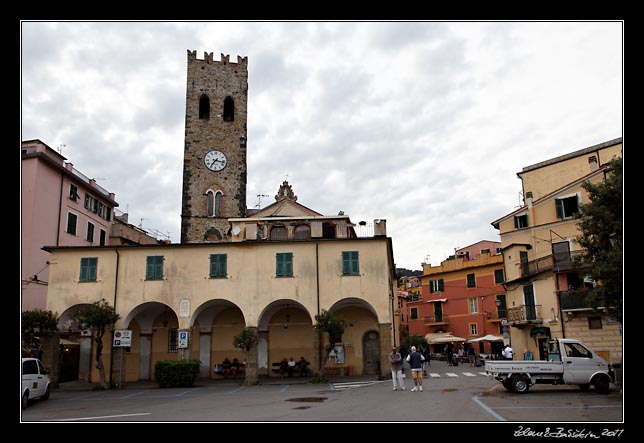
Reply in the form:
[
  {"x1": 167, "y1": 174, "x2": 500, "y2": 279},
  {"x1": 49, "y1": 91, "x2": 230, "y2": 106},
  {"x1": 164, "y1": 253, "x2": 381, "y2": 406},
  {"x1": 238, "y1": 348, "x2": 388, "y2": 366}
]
[{"x1": 408, "y1": 242, "x2": 507, "y2": 356}]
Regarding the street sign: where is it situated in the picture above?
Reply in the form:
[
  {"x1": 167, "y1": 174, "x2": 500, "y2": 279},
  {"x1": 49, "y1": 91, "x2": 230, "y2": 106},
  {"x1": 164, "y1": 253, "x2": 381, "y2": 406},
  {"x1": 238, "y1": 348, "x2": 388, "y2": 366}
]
[
  {"x1": 501, "y1": 319, "x2": 508, "y2": 326},
  {"x1": 178, "y1": 330, "x2": 189, "y2": 349},
  {"x1": 113, "y1": 329, "x2": 132, "y2": 347}
]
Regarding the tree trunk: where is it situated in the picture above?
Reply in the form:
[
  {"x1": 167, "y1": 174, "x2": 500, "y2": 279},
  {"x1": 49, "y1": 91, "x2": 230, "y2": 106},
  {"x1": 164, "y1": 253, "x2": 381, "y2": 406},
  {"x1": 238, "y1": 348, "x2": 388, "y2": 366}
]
[{"x1": 95, "y1": 326, "x2": 108, "y2": 388}]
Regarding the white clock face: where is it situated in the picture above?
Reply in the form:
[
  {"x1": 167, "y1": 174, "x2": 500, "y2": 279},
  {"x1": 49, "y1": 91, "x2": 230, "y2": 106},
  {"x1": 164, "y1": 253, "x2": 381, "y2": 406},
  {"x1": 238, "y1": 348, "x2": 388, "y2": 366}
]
[{"x1": 204, "y1": 150, "x2": 227, "y2": 171}]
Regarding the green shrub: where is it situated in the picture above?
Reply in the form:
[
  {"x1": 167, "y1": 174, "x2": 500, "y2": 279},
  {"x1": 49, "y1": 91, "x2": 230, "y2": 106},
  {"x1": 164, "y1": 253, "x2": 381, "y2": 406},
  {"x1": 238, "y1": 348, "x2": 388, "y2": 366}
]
[{"x1": 154, "y1": 360, "x2": 201, "y2": 388}]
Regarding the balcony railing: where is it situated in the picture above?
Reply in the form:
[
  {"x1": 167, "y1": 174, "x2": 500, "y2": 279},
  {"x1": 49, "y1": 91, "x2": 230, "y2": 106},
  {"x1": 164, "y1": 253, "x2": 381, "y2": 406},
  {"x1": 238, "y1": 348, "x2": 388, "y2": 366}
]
[
  {"x1": 424, "y1": 315, "x2": 449, "y2": 325},
  {"x1": 553, "y1": 250, "x2": 591, "y2": 272},
  {"x1": 521, "y1": 255, "x2": 554, "y2": 278},
  {"x1": 507, "y1": 305, "x2": 542, "y2": 324},
  {"x1": 408, "y1": 293, "x2": 423, "y2": 302},
  {"x1": 559, "y1": 289, "x2": 592, "y2": 310}
]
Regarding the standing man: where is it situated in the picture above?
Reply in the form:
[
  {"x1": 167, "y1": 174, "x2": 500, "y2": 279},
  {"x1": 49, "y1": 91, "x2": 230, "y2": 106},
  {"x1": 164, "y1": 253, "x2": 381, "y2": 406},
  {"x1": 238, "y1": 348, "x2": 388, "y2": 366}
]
[
  {"x1": 503, "y1": 344, "x2": 514, "y2": 360},
  {"x1": 406, "y1": 346, "x2": 425, "y2": 392},
  {"x1": 389, "y1": 346, "x2": 405, "y2": 391}
]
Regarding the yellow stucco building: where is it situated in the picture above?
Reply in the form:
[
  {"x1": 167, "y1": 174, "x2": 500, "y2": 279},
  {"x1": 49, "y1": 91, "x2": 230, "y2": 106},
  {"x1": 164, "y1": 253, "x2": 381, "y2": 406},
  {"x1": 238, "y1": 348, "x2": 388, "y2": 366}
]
[
  {"x1": 491, "y1": 138, "x2": 622, "y2": 363},
  {"x1": 45, "y1": 188, "x2": 397, "y2": 383}
]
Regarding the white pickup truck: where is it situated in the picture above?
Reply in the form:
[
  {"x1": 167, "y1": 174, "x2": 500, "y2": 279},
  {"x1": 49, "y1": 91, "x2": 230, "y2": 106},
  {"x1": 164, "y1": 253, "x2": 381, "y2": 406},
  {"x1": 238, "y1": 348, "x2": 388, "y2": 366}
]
[{"x1": 485, "y1": 338, "x2": 615, "y2": 394}]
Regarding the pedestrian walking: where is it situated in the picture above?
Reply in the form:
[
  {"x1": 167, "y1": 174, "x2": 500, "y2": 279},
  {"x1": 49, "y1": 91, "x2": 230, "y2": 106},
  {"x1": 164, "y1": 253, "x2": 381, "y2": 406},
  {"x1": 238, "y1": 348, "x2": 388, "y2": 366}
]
[
  {"x1": 389, "y1": 346, "x2": 405, "y2": 391},
  {"x1": 406, "y1": 346, "x2": 425, "y2": 392}
]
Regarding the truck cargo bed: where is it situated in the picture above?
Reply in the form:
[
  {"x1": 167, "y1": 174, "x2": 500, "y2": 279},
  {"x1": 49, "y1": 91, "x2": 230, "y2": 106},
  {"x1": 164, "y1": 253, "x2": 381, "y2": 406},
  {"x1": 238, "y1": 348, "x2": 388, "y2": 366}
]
[{"x1": 485, "y1": 360, "x2": 564, "y2": 375}]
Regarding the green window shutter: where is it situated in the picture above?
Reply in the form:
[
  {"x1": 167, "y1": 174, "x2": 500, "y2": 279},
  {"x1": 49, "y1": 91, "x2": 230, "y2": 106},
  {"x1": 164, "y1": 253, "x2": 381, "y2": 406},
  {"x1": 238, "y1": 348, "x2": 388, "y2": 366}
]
[
  {"x1": 467, "y1": 273, "x2": 476, "y2": 288},
  {"x1": 555, "y1": 198, "x2": 564, "y2": 219},
  {"x1": 80, "y1": 258, "x2": 88, "y2": 281},
  {"x1": 342, "y1": 251, "x2": 350, "y2": 274},
  {"x1": 429, "y1": 281, "x2": 435, "y2": 293},
  {"x1": 438, "y1": 279, "x2": 444, "y2": 292},
  {"x1": 276, "y1": 253, "x2": 283, "y2": 276},
  {"x1": 494, "y1": 269, "x2": 505, "y2": 284},
  {"x1": 155, "y1": 257, "x2": 163, "y2": 279},
  {"x1": 285, "y1": 253, "x2": 293, "y2": 276},
  {"x1": 146, "y1": 256, "x2": 154, "y2": 279},
  {"x1": 514, "y1": 216, "x2": 519, "y2": 229},
  {"x1": 351, "y1": 251, "x2": 359, "y2": 274},
  {"x1": 88, "y1": 258, "x2": 97, "y2": 281},
  {"x1": 209, "y1": 255, "x2": 216, "y2": 277}
]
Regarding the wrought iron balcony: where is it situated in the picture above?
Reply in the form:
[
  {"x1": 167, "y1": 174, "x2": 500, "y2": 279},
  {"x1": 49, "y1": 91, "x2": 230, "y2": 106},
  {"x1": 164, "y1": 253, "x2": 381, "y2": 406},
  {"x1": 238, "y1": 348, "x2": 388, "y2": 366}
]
[
  {"x1": 559, "y1": 288, "x2": 592, "y2": 310},
  {"x1": 424, "y1": 315, "x2": 449, "y2": 326},
  {"x1": 507, "y1": 305, "x2": 542, "y2": 325}
]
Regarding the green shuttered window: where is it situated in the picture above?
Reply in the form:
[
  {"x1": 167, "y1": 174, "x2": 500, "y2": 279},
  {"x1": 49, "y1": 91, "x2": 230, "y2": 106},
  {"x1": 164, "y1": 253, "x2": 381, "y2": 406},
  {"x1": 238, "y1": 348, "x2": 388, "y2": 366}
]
[
  {"x1": 210, "y1": 254, "x2": 227, "y2": 278},
  {"x1": 342, "y1": 251, "x2": 360, "y2": 275},
  {"x1": 276, "y1": 252, "x2": 293, "y2": 277},
  {"x1": 146, "y1": 256, "x2": 164, "y2": 280},
  {"x1": 79, "y1": 257, "x2": 97, "y2": 282}
]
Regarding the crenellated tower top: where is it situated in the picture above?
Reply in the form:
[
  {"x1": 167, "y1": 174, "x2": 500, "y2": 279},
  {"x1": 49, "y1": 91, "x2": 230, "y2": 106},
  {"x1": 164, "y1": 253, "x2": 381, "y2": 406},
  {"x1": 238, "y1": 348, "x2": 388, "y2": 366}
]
[{"x1": 187, "y1": 50, "x2": 248, "y2": 65}]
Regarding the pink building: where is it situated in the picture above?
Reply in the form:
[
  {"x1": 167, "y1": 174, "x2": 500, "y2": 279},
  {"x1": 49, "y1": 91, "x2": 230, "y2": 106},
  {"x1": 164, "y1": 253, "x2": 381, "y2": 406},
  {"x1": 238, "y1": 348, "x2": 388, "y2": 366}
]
[
  {"x1": 454, "y1": 240, "x2": 502, "y2": 261},
  {"x1": 21, "y1": 139, "x2": 119, "y2": 310}
]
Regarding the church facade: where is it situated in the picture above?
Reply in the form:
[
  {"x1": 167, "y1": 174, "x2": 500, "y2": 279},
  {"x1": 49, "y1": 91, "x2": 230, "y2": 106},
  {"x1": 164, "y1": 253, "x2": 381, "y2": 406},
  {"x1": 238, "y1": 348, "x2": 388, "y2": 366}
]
[{"x1": 43, "y1": 51, "x2": 397, "y2": 383}]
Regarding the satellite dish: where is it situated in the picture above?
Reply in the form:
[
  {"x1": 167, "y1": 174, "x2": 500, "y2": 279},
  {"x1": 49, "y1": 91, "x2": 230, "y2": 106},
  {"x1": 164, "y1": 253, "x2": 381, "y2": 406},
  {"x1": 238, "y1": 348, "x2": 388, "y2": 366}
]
[{"x1": 232, "y1": 226, "x2": 241, "y2": 236}]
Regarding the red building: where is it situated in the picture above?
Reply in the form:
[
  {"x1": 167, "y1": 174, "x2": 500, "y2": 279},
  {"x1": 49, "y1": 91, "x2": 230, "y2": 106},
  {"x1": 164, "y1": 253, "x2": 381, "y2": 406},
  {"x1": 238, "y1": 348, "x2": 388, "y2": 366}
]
[{"x1": 408, "y1": 242, "x2": 507, "y2": 356}]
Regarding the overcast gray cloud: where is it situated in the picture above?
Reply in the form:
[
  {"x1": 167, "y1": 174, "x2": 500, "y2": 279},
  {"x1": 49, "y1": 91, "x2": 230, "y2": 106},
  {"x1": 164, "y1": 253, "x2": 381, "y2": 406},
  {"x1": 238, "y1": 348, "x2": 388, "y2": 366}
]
[{"x1": 20, "y1": 21, "x2": 622, "y2": 269}]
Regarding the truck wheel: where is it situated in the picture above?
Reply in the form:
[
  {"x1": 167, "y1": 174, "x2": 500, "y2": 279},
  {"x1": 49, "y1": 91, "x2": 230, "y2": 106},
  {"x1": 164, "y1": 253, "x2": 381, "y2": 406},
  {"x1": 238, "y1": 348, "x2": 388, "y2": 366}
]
[
  {"x1": 511, "y1": 376, "x2": 530, "y2": 393},
  {"x1": 593, "y1": 375, "x2": 610, "y2": 394},
  {"x1": 43, "y1": 384, "x2": 51, "y2": 400},
  {"x1": 579, "y1": 384, "x2": 590, "y2": 391},
  {"x1": 22, "y1": 391, "x2": 29, "y2": 409},
  {"x1": 502, "y1": 379, "x2": 514, "y2": 391}
]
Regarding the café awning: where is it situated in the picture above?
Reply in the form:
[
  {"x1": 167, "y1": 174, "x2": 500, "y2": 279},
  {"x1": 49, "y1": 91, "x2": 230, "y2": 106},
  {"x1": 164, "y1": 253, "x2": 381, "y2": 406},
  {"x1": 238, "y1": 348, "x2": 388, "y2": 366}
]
[
  {"x1": 425, "y1": 333, "x2": 466, "y2": 344},
  {"x1": 468, "y1": 334, "x2": 503, "y2": 343}
]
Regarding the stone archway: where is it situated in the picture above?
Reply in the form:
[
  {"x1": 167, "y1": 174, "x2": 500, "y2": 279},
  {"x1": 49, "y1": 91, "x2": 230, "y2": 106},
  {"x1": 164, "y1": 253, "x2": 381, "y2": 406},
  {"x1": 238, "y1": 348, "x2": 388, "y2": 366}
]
[
  {"x1": 257, "y1": 300, "x2": 314, "y2": 377},
  {"x1": 191, "y1": 299, "x2": 246, "y2": 378},
  {"x1": 124, "y1": 302, "x2": 179, "y2": 381},
  {"x1": 329, "y1": 297, "x2": 387, "y2": 376}
]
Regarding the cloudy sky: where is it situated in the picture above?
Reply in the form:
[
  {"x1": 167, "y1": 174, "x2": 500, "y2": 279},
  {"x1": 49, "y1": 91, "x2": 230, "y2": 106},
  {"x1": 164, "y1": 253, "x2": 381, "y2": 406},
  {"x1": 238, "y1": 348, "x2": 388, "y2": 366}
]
[{"x1": 21, "y1": 21, "x2": 622, "y2": 270}]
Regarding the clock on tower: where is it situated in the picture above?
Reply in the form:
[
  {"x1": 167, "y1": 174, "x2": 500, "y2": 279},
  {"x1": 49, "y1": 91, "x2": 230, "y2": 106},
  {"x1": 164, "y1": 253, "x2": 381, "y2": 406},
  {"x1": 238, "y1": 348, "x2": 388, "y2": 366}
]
[{"x1": 180, "y1": 51, "x2": 248, "y2": 243}]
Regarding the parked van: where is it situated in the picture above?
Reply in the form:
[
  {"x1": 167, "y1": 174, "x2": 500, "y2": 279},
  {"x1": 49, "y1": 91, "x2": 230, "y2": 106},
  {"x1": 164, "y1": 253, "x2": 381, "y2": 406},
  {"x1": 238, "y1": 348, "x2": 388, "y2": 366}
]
[{"x1": 22, "y1": 357, "x2": 51, "y2": 408}]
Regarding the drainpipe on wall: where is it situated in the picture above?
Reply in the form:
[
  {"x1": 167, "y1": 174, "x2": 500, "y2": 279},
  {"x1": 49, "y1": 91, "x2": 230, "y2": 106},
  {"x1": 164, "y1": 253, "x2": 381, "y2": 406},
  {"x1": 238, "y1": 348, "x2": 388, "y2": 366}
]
[
  {"x1": 315, "y1": 240, "x2": 323, "y2": 374},
  {"x1": 57, "y1": 172, "x2": 64, "y2": 245},
  {"x1": 108, "y1": 248, "x2": 120, "y2": 386}
]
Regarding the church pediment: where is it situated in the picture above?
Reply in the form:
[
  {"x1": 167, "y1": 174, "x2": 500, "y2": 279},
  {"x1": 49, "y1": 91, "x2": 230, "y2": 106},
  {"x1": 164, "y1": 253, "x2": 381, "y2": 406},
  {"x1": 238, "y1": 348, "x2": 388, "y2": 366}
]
[{"x1": 252, "y1": 198, "x2": 322, "y2": 218}]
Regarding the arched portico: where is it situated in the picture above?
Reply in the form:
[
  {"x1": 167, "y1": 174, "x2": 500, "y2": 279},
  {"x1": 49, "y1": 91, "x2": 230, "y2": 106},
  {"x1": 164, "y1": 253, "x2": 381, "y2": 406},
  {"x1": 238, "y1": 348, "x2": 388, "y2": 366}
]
[
  {"x1": 328, "y1": 297, "x2": 388, "y2": 376},
  {"x1": 191, "y1": 299, "x2": 246, "y2": 378},
  {"x1": 257, "y1": 300, "x2": 314, "y2": 377},
  {"x1": 123, "y1": 302, "x2": 178, "y2": 381}
]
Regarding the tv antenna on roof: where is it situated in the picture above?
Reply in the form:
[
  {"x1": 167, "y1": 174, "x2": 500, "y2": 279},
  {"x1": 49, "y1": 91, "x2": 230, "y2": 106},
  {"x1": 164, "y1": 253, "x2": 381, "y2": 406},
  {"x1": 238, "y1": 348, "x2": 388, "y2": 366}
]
[{"x1": 255, "y1": 194, "x2": 269, "y2": 208}]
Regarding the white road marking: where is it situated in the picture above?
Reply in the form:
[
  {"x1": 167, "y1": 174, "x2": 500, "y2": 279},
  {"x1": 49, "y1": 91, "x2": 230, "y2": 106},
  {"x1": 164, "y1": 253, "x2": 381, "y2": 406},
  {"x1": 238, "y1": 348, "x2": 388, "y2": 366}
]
[
  {"x1": 51, "y1": 413, "x2": 151, "y2": 421},
  {"x1": 445, "y1": 373, "x2": 458, "y2": 377},
  {"x1": 429, "y1": 373, "x2": 441, "y2": 378},
  {"x1": 462, "y1": 372, "x2": 477, "y2": 377},
  {"x1": 472, "y1": 396, "x2": 507, "y2": 421}
]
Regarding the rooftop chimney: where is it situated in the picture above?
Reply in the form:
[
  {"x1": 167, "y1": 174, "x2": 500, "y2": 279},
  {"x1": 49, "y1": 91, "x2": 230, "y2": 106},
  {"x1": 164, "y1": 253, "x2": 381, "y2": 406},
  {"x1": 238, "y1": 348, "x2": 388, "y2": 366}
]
[{"x1": 588, "y1": 155, "x2": 598, "y2": 172}]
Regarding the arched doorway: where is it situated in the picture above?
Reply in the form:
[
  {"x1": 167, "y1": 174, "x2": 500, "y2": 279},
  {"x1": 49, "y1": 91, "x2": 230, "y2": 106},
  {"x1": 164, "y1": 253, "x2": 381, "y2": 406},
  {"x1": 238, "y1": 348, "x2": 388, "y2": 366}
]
[
  {"x1": 56, "y1": 304, "x2": 92, "y2": 383},
  {"x1": 328, "y1": 298, "x2": 381, "y2": 376},
  {"x1": 362, "y1": 330, "x2": 381, "y2": 375}
]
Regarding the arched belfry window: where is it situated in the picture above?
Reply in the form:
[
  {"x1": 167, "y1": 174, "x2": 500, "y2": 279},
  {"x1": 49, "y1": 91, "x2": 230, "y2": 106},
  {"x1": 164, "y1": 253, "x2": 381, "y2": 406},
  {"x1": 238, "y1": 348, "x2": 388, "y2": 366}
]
[
  {"x1": 199, "y1": 94, "x2": 210, "y2": 120},
  {"x1": 215, "y1": 191, "x2": 223, "y2": 216},
  {"x1": 223, "y1": 96, "x2": 234, "y2": 122},
  {"x1": 206, "y1": 191, "x2": 214, "y2": 216},
  {"x1": 206, "y1": 190, "x2": 223, "y2": 217}
]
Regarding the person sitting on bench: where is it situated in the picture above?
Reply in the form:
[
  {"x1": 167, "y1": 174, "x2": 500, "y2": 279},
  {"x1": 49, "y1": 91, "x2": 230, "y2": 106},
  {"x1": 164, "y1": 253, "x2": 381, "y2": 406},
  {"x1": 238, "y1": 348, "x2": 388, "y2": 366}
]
[
  {"x1": 230, "y1": 358, "x2": 241, "y2": 378},
  {"x1": 298, "y1": 356, "x2": 309, "y2": 377},
  {"x1": 221, "y1": 358, "x2": 231, "y2": 378}
]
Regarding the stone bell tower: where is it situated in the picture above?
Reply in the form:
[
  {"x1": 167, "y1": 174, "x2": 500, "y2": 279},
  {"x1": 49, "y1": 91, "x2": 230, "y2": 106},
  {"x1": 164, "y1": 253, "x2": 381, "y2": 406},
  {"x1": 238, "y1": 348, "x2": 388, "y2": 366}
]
[{"x1": 180, "y1": 51, "x2": 248, "y2": 243}]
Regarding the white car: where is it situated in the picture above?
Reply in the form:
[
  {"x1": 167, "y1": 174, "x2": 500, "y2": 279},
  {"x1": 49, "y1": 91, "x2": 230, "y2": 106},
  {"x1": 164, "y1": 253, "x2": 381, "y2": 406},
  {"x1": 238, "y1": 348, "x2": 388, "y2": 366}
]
[{"x1": 22, "y1": 357, "x2": 51, "y2": 408}]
